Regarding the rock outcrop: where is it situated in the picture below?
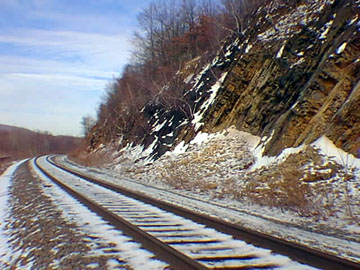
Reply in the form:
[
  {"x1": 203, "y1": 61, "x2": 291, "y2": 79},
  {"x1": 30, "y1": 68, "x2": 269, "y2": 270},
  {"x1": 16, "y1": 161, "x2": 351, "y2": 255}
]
[
  {"x1": 200, "y1": 0, "x2": 360, "y2": 157},
  {"x1": 87, "y1": 0, "x2": 360, "y2": 160}
]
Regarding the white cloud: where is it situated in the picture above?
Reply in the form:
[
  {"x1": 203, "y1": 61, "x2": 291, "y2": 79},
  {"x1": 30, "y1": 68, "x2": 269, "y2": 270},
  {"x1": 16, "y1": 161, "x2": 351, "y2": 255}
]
[
  {"x1": 0, "y1": 28, "x2": 134, "y2": 135},
  {"x1": 0, "y1": 72, "x2": 106, "y2": 93},
  {"x1": 0, "y1": 70, "x2": 105, "y2": 135},
  {"x1": 0, "y1": 29, "x2": 131, "y2": 67},
  {"x1": 0, "y1": 0, "x2": 149, "y2": 135},
  {"x1": 0, "y1": 55, "x2": 115, "y2": 79}
]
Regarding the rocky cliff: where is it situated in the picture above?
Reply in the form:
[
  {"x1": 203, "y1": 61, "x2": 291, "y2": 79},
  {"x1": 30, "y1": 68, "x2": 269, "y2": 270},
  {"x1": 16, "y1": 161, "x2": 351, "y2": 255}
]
[
  {"x1": 203, "y1": 0, "x2": 360, "y2": 157},
  {"x1": 75, "y1": 1, "x2": 360, "y2": 255},
  {"x1": 87, "y1": 0, "x2": 360, "y2": 161}
]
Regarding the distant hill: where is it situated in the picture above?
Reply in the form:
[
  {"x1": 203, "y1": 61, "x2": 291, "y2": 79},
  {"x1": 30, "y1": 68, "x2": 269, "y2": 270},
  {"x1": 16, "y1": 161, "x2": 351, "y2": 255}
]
[
  {"x1": 0, "y1": 123, "x2": 82, "y2": 160},
  {"x1": 0, "y1": 124, "x2": 31, "y2": 133}
]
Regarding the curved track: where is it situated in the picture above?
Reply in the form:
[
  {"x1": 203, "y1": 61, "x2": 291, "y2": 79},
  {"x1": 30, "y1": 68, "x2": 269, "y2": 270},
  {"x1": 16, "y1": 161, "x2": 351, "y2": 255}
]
[{"x1": 33, "y1": 156, "x2": 360, "y2": 270}]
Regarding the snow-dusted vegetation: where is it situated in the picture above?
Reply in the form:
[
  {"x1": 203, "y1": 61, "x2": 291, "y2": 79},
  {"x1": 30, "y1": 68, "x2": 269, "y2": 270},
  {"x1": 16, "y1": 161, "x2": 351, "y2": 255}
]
[
  {"x1": 106, "y1": 127, "x2": 359, "y2": 233},
  {"x1": 67, "y1": 0, "x2": 360, "y2": 263},
  {"x1": 60, "y1": 130, "x2": 360, "y2": 262}
]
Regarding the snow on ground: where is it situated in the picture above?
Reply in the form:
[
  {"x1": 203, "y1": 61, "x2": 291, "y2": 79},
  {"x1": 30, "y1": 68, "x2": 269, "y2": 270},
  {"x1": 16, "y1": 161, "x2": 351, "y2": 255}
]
[
  {"x1": 37, "y1": 157, "x2": 318, "y2": 269},
  {"x1": 30, "y1": 159, "x2": 167, "y2": 270},
  {"x1": 0, "y1": 160, "x2": 27, "y2": 267},
  {"x1": 63, "y1": 126, "x2": 360, "y2": 263},
  {"x1": 313, "y1": 136, "x2": 360, "y2": 169}
]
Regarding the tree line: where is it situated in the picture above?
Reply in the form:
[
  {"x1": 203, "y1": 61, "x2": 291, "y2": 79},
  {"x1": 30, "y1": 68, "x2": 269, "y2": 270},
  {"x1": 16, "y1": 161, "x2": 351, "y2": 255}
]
[
  {"x1": 0, "y1": 127, "x2": 81, "y2": 159},
  {"x1": 84, "y1": 0, "x2": 288, "y2": 144}
]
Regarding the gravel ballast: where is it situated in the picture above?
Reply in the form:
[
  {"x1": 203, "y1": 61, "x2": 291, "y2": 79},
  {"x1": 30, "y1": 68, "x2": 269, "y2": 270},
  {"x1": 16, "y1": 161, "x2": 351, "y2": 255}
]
[{"x1": 2, "y1": 161, "x2": 132, "y2": 269}]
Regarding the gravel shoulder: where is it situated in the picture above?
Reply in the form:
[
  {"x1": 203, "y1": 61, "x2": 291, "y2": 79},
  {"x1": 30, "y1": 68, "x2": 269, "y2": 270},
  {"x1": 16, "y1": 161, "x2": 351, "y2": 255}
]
[{"x1": 1, "y1": 161, "x2": 132, "y2": 270}]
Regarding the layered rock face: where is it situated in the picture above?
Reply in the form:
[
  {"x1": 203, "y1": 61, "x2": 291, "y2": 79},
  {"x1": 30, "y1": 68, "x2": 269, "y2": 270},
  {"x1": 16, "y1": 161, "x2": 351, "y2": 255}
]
[
  {"x1": 88, "y1": 0, "x2": 360, "y2": 160},
  {"x1": 201, "y1": 0, "x2": 360, "y2": 157}
]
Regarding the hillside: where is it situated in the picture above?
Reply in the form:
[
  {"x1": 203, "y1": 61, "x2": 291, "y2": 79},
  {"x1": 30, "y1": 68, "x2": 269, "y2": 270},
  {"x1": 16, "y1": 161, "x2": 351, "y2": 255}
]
[
  {"x1": 0, "y1": 124, "x2": 81, "y2": 160},
  {"x1": 84, "y1": 0, "x2": 359, "y2": 160},
  {"x1": 71, "y1": 0, "x2": 360, "y2": 250},
  {"x1": 0, "y1": 124, "x2": 30, "y2": 132}
]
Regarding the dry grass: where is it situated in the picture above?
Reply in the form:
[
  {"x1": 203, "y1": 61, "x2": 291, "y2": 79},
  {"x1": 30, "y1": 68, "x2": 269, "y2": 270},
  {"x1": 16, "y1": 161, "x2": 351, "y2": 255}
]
[
  {"x1": 159, "y1": 139, "x2": 253, "y2": 191},
  {"x1": 234, "y1": 148, "x2": 334, "y2": 216},
  {"x1": 75, "y1": 128, "x2": 359, "y2": 226},
  {"x1": 155, "y1": 144, "x2": 317, "y2": 214},
  {"x1": 126, "y1": 133, "x2": 358, "y2": 223},
  {"x1": 68, "y1": 145, "x2": 113, "y2": 168},
  {"x1": 223, "y1": 146, "x2": 359, "y2": 222}
]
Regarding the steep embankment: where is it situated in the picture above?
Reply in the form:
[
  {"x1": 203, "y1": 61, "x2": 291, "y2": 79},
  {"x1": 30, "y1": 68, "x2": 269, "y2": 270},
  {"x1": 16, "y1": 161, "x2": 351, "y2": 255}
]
[
  {"x1": 74, "y1": 0, "x2": 360, "y2": 259},
  {"x1": 87, "y1": 0, "x2": 359, "y2": 161},
  {"x1": 204, "y1": 0, "x2": 360, "y2": 158},
  {"x1": 177, "y1": 0, "x2": 360, "y2": 158}
]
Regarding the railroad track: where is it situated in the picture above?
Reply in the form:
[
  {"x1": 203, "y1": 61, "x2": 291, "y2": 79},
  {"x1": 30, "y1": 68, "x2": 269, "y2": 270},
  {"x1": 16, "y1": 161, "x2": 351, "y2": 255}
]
[{"x1": 33, "y1": 156, "x2": 359, "y2": 270}]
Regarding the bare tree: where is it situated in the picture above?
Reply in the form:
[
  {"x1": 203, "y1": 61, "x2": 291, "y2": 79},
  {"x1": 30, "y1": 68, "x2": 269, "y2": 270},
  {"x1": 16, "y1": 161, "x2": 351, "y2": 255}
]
[
  {"x1": 81, "y1": 115, "x2": 96, "y2": 137},
  {"x1": 221, "y1": 0, "x2": 262, "y2": 34},
  {"x1": 91, "y1": 0, "x2": 269, "y2": 146}
]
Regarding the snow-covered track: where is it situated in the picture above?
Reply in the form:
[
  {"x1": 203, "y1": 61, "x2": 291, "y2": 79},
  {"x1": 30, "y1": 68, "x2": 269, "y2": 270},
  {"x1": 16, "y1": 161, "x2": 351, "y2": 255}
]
[{"x1": 35, "y1": 156, "x2": 359, "y2": 270}]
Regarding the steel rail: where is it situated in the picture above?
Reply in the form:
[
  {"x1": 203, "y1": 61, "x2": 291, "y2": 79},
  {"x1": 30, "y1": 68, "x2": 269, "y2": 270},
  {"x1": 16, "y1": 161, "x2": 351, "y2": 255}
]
[
  {"x1": 47, "y1": 156, "x2": 360, "y2": 270},
  {"x1": 34, "y1": 157, "x2": 208, "y2": 270}
]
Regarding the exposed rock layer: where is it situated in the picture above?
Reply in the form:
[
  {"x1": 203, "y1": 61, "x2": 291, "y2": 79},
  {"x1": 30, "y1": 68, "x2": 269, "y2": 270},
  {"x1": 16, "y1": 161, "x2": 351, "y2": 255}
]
[
  {"x1": 87, "y1": 0, "x2": 360, "y2": 160},
  {"x1": 202, "y1": 0, "x2": 360, "y2": 157}
]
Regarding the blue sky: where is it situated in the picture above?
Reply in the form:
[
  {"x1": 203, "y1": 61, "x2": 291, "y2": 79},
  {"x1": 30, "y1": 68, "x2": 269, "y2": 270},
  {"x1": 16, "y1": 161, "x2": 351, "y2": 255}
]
[{"x1": 0, "y1": 0, "x2": 149, "y2": 136}]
